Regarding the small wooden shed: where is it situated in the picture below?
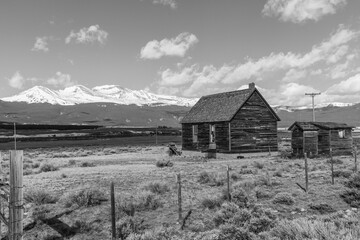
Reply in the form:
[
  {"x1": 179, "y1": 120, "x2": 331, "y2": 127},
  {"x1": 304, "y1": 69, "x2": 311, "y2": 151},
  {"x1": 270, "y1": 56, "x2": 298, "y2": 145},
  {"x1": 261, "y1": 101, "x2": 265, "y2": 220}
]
[
  {"x1": 288, "y1": 122, "x2": 354, "y2": 156},
  {"x1": 181, "y1": 83, "x2": 280, "y2": 153}
]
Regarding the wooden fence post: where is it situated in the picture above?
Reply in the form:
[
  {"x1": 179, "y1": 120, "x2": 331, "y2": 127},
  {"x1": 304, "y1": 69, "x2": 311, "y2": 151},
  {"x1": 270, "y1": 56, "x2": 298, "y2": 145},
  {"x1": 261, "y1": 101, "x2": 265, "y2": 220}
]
[
  {"x1": 354, "y1": 146, "x2": 358, "y2": 173},
  {"x1": 176, "y1": 173, "x2": 182, "y2": 223},
  {"x1": 330, "y1": 148, "x2": 334, "y2": 185},
  {"x1": 304, "y1": 153, "x2": 308, "y2": 192},
  {"x1": 0, "y1": 152, "x2": 2, "y2": 238},
  {"x1": 227, "y1": 166, "x2": 231, "y2": 201},
  {"x1": 110, "y1": 182, "x2": 116, "y2": 240},
  {"x1": 9, "y1": 150, "x2": 23, "y2": 240}
]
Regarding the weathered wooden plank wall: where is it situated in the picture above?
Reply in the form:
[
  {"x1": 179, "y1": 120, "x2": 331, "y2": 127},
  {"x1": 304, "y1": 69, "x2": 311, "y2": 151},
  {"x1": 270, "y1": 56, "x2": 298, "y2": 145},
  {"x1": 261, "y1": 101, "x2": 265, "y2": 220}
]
[
  {"x1": 303, "y1": 131, "x2": 318, "y2": 155},
  {"x1": 182, "y1": 122, "x2": 230, "y2": 152},
  {"x1": 318, "y1": 129, "x2": 330, "y2": 154},
  {"x1": 230, "y1": 92, "x2": 278, "y2": 153},
  {"x1": 291, "y1": 128, "x2": 303, "y2": 154},
  {"x1": 181, "y1": 124, "x2": 197, "y2": 150},
  {"x1": 330, "y1": 129, "x2": 353, "y2": 155}
]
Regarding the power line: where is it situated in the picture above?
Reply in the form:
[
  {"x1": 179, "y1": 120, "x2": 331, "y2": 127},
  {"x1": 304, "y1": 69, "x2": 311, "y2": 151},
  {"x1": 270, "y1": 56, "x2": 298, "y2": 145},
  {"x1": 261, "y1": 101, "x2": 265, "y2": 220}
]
[{"x1": 305, "y1": 92, "x2": 321, "y2": 121}]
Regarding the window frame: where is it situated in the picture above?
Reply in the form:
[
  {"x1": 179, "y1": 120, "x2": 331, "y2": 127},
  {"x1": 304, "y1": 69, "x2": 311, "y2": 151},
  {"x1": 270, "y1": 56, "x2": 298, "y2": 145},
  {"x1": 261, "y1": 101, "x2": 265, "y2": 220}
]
[{"x1": 192, "y1": 125, "x2": 198, "y2": 143}]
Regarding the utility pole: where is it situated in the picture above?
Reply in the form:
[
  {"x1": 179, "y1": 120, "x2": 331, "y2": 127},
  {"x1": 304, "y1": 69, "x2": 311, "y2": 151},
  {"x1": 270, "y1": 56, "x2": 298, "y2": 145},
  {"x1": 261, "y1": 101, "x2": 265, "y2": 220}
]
[
  {"x1": 13, "y1": 123, "x2": 16, "y2": 151},
  {"x1": 305, "y1": 93, "x2": 321, "y2": 121}
]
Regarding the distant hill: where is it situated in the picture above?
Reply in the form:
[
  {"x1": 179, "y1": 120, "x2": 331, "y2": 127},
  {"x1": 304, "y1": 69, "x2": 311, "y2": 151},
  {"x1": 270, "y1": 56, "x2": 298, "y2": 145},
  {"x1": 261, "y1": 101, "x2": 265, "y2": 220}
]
[
  {"x1": 0, "y1": 101, "x2": 190, "y2": 128},
  {"x1": 276, "y1": 103, "x2": 360, "y2": 128},
  {"x1": 0, "y1": 100, "x2": 359, "y2": 128}
]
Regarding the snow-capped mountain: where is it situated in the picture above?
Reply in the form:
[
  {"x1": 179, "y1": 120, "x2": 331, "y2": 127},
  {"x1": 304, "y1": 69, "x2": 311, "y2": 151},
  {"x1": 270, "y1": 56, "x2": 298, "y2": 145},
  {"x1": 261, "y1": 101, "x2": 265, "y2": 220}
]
[
  {"x1": 1, "y1": 85, "x2": 198, "y2": 107},
  {"x1": 272, "y1": 102, "x2": 357, "y2": 112}
]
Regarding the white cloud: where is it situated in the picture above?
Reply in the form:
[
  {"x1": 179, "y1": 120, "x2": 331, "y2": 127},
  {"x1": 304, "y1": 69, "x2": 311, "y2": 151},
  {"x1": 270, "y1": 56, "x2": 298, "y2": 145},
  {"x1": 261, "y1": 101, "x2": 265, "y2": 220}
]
[
  {"x1": 310, "y1": 69, "x2": 323, "y2": 75},
  {"x1": 282, "y1": 69, "x2": 307, "y2": 82},
  {"x1": 327, "y1": 44, "x2": 348, "y2": 63},
  {"x1": 7, "y1": 72, "x2": 25, "y2": 89},
  {"x1": 68, "y1": 59, "x2": 75, "y2": 66},
  {"x1": 46, "y1": 72, "x2": 75, "y2": 88},
  {"x1": 326, "y1": 73, "x2": 360, "y2": 95},
  {"x1": 329, "y1": 61, "x2": 349, "y2": 79},
  {"x1": 65, "y1": 25, "x2": 108, "y2": 45},
  {"x1": 140, "y1": 32, "x2": 198, "y2": 59},
  {"x1": 31, "y1": 37, "x2": 49, "y2": 52},
  {"x1": 152, "y1": 0, "x2": 177, "y2": 9},
  {"x1": 263, "y1": 0, "x2": 347, "y2": 23},
  {"x1": 156, "y1": 25, "x2": 359, "y2": 97}
]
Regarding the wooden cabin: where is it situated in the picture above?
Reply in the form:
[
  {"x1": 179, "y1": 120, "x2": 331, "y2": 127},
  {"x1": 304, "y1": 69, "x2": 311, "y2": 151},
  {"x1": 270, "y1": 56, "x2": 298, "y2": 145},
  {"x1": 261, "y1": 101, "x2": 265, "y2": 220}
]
[
  {"x1": 288, "y1": 122, "x2": 354, "y2": 156},
  {"x1": 181, "y1": 83, "x2": 280, "y2": 153}
]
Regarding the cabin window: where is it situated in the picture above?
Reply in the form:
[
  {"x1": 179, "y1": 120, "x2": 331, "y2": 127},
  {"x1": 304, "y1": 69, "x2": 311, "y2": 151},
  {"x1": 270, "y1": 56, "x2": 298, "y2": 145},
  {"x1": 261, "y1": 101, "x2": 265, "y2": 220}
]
[
  {"x1": 210, "y1": 124, "x2": 216, "y2": 143},
  {"x1": 338, "y1": 130, "x2": 347, "y2": 139},
  {"x1": 338, "y1": 130, "x2": 344, "y2": 138},
  {"x1": 192, "y1": 125, "x2": 198, "y2": 143}
]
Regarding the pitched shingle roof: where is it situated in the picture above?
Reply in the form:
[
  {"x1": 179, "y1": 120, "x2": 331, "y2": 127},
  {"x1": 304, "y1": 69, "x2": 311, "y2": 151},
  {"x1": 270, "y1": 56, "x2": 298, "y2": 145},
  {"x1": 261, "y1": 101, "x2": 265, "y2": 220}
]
[
  {"x1": 181, "y1": 88, "x2": 280, "y2": 124},
  {"x1": 288, "y1": 121, "x2": 354, "y2": 131}
]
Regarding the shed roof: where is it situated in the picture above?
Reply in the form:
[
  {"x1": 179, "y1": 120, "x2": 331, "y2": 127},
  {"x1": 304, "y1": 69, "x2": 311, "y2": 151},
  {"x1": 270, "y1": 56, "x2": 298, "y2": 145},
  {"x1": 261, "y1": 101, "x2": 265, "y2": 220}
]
[
  {"x1": 181, "y1": 88, "x2": 280, "y2": 124},
  {"x1": 288, "y1": 121, "x2": 354, "y2": 131}
]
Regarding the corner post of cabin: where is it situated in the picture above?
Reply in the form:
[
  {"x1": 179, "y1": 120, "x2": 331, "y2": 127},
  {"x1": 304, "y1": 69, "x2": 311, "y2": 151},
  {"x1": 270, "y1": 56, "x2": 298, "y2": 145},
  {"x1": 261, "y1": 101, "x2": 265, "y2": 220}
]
[
  {"x1": 228, "y1": 123, "x2": 231, "y2": 152},
  {"x1": 329, "y1": 129, "x2": 332, "y2": 156}
]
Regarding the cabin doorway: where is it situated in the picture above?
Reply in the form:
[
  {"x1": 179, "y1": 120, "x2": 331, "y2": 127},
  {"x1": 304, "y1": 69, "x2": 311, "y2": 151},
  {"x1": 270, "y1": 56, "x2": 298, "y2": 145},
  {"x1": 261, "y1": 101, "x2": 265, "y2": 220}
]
[{"x1": 210, "y1": 124, "x2": 216, "y2": 143}]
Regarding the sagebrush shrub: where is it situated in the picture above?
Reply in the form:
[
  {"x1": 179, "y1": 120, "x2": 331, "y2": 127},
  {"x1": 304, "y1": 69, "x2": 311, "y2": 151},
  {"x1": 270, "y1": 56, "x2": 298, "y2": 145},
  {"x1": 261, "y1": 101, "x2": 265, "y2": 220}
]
[
  {"x1": 116, "y1": 216, "x2": 146, "y2": 240},
  {"x1": 345, "y1": 173, "x2": 360, "y2": 188},
  {"x1": 62, "y1": 188, "x2": 105, "y2": 208},
  {"x1": 271, "y1": 217, "x2": 360, "y2": 240},
  {"x1": 198, "y1": 171, "x2": 225, "y2": 186},
  {"x1": 272, "y1": 192, "x2": 295, "y2": 205},
  {"x1": 25, "y1": 189, "x2": 58, "y2": 205},
  {"x1": 39, "y1": 163, "x2": 59, "y2": 172},
  {"x1": 327, "y1": 158, "x2": 343, "y2": 164},
  {"x1": 118, "y1": 191, "x2": 163, "y2": 215},
  {"x1": 80, "y1": 161, "x2": 96, "y2": 167},
  {"x1": 201, "y1": 195, "x2": 223, "y2": 209},
  {"x1": 233, "y1": 180, "x2": 257, "y2": 194},
  {"x1": 142, "y1": 181, "x2": 169, "y2": 195},
  {"x1": 257, "y1": 172, "x2": 272, "y2": 186},
  {"x1": 218, "y1": 224, "x2": 255, "y2": 240},
  {"x1": 198, "y1": 171, "x2": 212, "y2": 184},
  {"x1": 68, "y1": 160, "x2": 76, "y2": 166},
  {"x1": 231, "y1": 187, "x2": 249, "y2": 208},
  {"x1": 135, "y1": 191, "x2": 163, "y2": 211},
  {"x1": 333, "y1": 170, "x2": 352, "y2": 178},
  {"x1": 213, "y1": 202, "x2": 240, "y2": 227},
  {"x1": 32, "y1": 162, "x2": 40, "y2": 168},
  {"x1": 340, "y1": 189, "x2": 360, "y2": 208},
  {"x1": 228, "y1": 208, "x2": 252, "y2": 226},
  {"x1": 253, "y1": 161, "x2": 264, "y2": 169},
  {"x1": 155, "y1": 159, "x2": 173, "y2": 168},
  {"x1": 309, "y1": 203, "x2": 336, "y2": 214},
  {"x1": 273, "y1": 169, "x2": 283, "y2": 177},
  {"x1": 230, "y1": 172, "x2": 241, "y2": 181},
  {"x1": 255, "y1": 188, "x2": 272, "y2": 199}
]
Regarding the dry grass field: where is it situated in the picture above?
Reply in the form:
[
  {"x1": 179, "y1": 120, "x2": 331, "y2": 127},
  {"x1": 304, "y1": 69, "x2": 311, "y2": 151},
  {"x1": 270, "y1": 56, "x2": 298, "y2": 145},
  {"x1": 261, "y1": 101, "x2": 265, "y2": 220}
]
[{"x1": 0, "y1": 138, "x2": 360, "y2": 239}]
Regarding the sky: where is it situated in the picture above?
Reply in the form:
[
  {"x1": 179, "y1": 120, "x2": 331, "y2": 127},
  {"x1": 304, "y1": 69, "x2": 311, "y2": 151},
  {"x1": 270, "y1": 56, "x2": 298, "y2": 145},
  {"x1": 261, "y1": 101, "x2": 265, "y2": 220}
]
[{"x1": 1, "y1": 0, "x2": 360, "y2": 106}]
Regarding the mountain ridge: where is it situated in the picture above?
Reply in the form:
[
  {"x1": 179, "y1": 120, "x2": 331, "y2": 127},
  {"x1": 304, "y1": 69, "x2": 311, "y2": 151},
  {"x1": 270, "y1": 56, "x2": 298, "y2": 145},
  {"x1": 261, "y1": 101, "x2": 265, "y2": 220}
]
[
  {"x1": 1, "y1": 85, "x2": 198, "y2": 107},
  {"x1": 2, "y1": 85, "x2": 358, "y2": 111}
]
